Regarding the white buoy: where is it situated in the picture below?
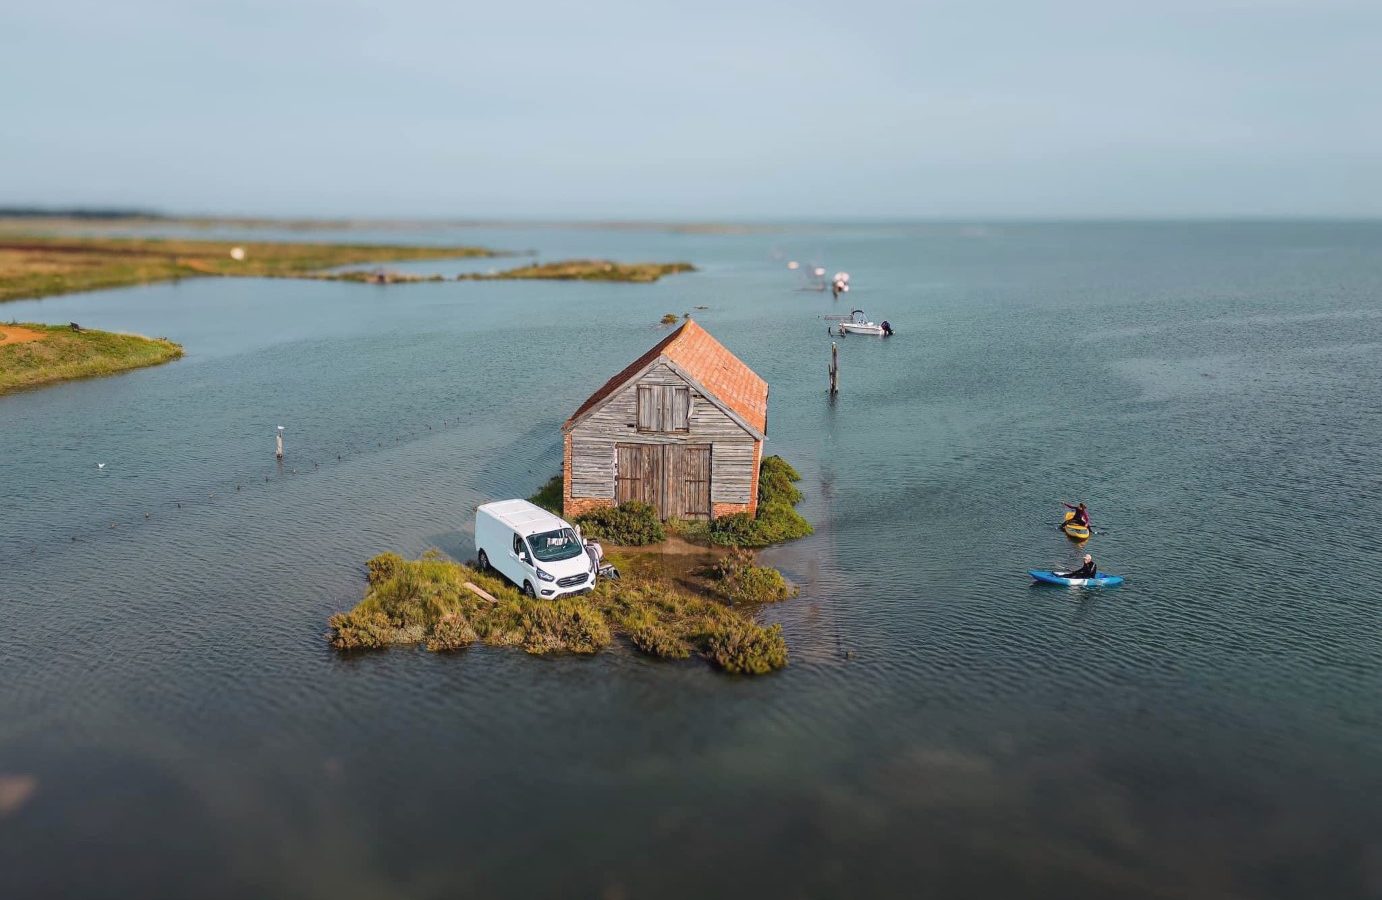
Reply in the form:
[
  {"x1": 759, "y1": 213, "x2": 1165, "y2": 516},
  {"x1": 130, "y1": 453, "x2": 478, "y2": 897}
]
[
  {"x1": 230, "y1": 247, "x2": 246, "y2": 261},
  {"x1": 786, "y1": 260, "x2": 800, "y2": 270},
  {"x1": 275, "y1": 425, "x2": 284, "y2": 460}
]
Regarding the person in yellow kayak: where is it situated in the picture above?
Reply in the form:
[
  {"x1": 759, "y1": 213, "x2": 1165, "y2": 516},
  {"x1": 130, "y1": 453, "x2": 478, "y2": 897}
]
[
  {"x1": 1057, "y1": 554, "x2": 1097, "y2": 579},
  {"x1": 1062, "y1": 501, "x2": 1090, "y2": 529}
]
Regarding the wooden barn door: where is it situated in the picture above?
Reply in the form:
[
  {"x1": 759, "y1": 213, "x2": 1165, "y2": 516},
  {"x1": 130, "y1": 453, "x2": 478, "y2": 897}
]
[
  {"x1": 672, "y1": 445, "x2": 712, "y2": 520},
  {"x1": 616, "y1": 444, "x2": 710, "y2": 519},
  {"x1": 616, "y1": 444, "x2": 664, "y2": 512}
]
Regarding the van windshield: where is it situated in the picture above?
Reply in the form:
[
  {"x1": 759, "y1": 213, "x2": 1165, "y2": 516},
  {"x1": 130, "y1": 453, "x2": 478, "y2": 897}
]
[{"x1": 527, "y1": 528, "x2": 584, "y2": 563}]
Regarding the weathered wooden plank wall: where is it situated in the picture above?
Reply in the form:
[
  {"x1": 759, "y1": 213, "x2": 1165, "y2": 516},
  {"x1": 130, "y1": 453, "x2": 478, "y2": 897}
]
[{"x1": 570, "y1": 361, "x2": 759, "y2": 508}]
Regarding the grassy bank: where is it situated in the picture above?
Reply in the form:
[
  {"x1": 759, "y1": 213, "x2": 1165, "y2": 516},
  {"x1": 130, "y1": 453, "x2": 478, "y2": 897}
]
[
  {"x1": 0, "y1": 235, "x2": 497, "y2": 302},
  {"x1": 459, "y1": 259, "x2": 695, "y2": 283},
  {"x1": 330, "y1": 550, "x2": 789, "y2": 675},
  {"x1": 0, "y1": 323, "x2": 182, "y2": 395}
]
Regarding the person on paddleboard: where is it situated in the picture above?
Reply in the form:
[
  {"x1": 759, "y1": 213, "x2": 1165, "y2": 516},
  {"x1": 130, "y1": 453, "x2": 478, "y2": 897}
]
[
  {"x1": 1058, "y1": 554, "x2": 1097, "y2": 579},
  {"x1": 1062, "y1": 501, "x2": 1090, "y2": 527}
]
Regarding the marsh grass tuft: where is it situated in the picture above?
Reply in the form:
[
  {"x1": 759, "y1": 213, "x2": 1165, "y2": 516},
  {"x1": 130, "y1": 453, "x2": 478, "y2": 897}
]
[
  {"x1": 705, "y1": 620, "x2": 788, "y2": 675},
  {"x1": 707, "y1": 548, "x2": 795, "y2": 605},
  {"x1": 366, "y1": 551, "x2": 405, "y2": 585}
]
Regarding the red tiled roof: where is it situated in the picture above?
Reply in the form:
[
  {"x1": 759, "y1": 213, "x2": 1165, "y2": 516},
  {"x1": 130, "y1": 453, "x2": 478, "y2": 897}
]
[{"x1": 563, "y1": 319, "x2": 768, "y2": 435}]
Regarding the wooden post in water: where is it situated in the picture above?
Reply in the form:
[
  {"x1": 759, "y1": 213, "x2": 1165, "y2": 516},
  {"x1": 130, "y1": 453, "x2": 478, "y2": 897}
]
[
  {"x1": 829, "y1": 342, "x2": 839, "y2": 394},
  {"x1": 275, "y1": 426, "x2": 285, "y2": 460}
]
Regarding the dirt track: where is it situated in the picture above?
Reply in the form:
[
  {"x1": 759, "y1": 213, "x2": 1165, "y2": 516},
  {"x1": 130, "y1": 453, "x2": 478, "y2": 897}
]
[{"x1": 0, "y1": 325, "x2": 46, "y2": 346}]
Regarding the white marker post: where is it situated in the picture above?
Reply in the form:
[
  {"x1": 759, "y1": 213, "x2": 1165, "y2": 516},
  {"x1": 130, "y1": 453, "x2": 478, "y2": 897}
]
[{"x1": 275, "y1": 425, "x2": 285, "y2": 460}]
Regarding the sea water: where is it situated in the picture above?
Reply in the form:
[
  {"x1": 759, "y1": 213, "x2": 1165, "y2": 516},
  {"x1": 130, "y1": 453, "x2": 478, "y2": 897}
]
[{"x1": 1, "y1": 222, "x2": 1379, "y2": 898}]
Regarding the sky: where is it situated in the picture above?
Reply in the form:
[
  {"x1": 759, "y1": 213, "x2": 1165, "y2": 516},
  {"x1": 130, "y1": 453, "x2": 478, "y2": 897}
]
[{"x1": 2, "y1": 0, "x2": 1380, "y2": 219}]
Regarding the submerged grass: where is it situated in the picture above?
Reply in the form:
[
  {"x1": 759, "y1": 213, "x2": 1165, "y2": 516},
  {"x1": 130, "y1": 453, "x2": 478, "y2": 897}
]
[
  {"x1": 329, "y1": 550, "x2": 789, "y2": 675},
  {"x1": 458, "y1": 259, "x2": 695, "y2": 283},
  {"x1": 0, "y1": 323, "x2": 183, "y2": 395},
  {"x1": 0, "y1": 234, "x2": 496, "y2": 302}
]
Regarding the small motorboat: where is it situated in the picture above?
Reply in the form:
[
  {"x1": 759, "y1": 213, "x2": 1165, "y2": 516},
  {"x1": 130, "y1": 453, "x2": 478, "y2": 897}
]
[
  {"x1": 1029, "y1": 569, "x2": 1124, "y2": 587},
  {"x1": 836, "y1": 309, "x2": 892, "y2": 336},
  {"x1": 1061, "y1": 511, "x2": 1090, "y2": 541}
]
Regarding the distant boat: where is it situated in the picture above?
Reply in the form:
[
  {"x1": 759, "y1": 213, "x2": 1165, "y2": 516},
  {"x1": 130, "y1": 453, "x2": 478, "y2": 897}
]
[{"x1": 835, "y1": 309, "x2": 890, "y2": 336}]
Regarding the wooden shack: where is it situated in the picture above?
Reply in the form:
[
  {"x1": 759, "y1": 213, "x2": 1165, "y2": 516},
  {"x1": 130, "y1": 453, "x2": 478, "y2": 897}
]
[{"x1": 562, "y1": 320, "x2": 768, "y2": 521}]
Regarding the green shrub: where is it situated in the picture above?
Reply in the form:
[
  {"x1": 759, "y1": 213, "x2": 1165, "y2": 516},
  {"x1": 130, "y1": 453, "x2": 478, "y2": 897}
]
[
  {"x1": 366, "y1": 551, "x2": 405, "y2": 585},
  {"x1": 575, "y1": 501, "x2": 666, "y2": 545},
  {"x1": 528, "y1": 474, "x2": 563, "y2": 514},
  {"x1": 706, "y1": 512, "x2": 755, "y2": 545},
  {"x1": 747, "y1": 501, "x2": 813, "y2": 545},
  {"x1": 758, "y1": 455, "x2": 804, "y2": 506},
  {"x1": 706, "y1": 621, "x2": 788, "y2": 674},
  {"x1": 710, "y1": 547, "x2": 756, "y2": 581},
  {"x1": 702, "y1": 506, "x2": 812, "y2": 548}
]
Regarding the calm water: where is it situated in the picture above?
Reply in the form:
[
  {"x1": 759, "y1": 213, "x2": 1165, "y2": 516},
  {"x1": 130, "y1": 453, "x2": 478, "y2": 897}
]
[{"x1": 2, "y1": 223, "x2": 1380, "y2": 899}]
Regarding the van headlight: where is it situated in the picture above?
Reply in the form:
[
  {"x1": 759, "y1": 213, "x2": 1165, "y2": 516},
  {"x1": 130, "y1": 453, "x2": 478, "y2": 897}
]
[{"x1": 536, "y1": 567, "x2": 555, "y2": 582}]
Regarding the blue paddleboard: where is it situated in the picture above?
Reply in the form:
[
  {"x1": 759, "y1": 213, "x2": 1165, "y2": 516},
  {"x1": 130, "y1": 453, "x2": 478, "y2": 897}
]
[{"x1": 1028, "y1": 569, "x2": 1124, "y2": 587}]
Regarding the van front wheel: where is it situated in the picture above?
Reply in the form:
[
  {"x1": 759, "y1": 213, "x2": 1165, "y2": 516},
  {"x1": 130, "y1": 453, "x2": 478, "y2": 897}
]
[
  {"x1": 477, "y1": 549, "x2": 490, "y2": 572},
  {"x1": 522, "y1": 580, "x2": 536, "y2": 598}
]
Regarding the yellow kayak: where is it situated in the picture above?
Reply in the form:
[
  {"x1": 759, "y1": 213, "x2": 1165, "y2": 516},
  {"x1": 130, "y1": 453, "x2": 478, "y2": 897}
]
[{"x1": 1061, "y1": 511, "x2": 1090, "y2": 541}]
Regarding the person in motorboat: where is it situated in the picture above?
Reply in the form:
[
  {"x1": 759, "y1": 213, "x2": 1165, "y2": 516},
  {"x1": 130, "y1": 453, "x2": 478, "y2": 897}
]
[
  {"x1": 881, "y1": 320, "x2": 893, "y2": 336},
  {"x1": 1062, "y1": 501, "x2": 1090, "y2": 528},
  {"x1": 1057, "y1": 554, "x2": 1097, "y2": 579}
]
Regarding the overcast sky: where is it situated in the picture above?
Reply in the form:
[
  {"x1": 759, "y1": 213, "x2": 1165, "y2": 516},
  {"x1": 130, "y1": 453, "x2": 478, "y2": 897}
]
[{"x1": 3, "y1": 0, "x2": 1379, "y2": 219}]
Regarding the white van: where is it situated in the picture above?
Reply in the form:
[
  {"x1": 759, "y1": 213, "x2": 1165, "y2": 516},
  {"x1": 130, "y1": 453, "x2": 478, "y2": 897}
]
[{"x1": 475, "y1": 499, "x2": 596, "y2": 599}]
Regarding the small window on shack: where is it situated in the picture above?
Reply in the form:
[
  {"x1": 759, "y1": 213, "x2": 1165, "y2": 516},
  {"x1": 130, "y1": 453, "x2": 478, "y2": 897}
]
[{"x1": 636, "y1": 384, "x2": 691, "y2": 433}]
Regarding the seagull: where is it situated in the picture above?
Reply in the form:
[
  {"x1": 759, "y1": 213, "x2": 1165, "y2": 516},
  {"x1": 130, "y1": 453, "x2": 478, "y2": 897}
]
[{"x1": 96, "y1": 463, "x2": 106, "y2": 470}]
